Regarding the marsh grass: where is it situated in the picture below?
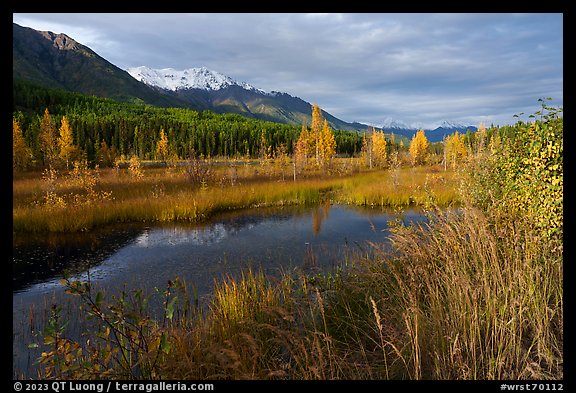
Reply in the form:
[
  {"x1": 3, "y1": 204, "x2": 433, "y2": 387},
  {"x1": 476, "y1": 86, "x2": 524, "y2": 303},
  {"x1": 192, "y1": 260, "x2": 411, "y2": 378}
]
[
  {"x1": 335, "y1": 165, "x2": 460, "y2": 208},
  {"x1": 13, "y1": 163, "x2": 461, "y2": 232}
]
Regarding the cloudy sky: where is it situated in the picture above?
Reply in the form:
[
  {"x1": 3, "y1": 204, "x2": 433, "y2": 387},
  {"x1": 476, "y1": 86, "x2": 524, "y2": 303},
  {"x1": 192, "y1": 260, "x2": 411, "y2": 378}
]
[{"x1": 13, "y1": 13, "x2": 563, "y2": 129}]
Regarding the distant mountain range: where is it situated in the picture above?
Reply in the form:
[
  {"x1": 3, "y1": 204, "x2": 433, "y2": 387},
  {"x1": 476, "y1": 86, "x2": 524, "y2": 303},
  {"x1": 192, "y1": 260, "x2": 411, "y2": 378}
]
[
  {"x1": 13, "y1": 22, "x2": 477, "y2": 141},
  {"x1": 366, "y1": 118, "x2": 478, "y2": 142}
]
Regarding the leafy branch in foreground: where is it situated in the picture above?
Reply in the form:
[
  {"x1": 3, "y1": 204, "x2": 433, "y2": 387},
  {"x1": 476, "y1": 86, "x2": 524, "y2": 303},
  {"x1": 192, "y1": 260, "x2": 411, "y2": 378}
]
[{"x1": 37, "y1": 274, "x2": 192, "y2": 379}]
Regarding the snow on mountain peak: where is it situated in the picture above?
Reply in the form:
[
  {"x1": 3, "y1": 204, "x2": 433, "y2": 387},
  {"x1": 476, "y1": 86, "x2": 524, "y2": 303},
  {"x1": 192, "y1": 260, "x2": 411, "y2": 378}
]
[
  {"x1": 435, "y1": 120, "x2": 467, "y2": 129},
  {"x1": 376, "y1": 117, "x2": 413, "y2": 130},
  {"x1": 126, "y1": 66, "x2": 262, "y2": 92}
]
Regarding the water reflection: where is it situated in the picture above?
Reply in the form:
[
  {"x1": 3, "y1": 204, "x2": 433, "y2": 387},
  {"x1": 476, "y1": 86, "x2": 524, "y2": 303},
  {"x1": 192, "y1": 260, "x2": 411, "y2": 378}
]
[
  {"x1": 311, "y1": 202, "x2": 331, "y2": 236},
  {"x1": 13, "y1": 205, "x2": 429, "y2": 296},
  {"x1": 12, "y1": 225, "x2": 143, "y2": 293},
  {"x1": 134, "y1": 224, "x2": 229, "y2": 248}
]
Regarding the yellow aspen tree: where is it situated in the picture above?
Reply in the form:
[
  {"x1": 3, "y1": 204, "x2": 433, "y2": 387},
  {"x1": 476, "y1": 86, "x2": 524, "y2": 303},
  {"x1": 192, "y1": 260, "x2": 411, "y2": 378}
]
[
  {"x1": 409, "y1": 129, "x2": 429, "y2": 166},
  {"x1": 319, "y1": 119, "x2": 336, "y2": 168},
  {"x1": 39, "y1": 108, "x2": 59, "y2": 168},
  {"x1": 274, "y1": 143, "x2": 290, "y2": 181},
  {"x1": 372, "y1": 130, "x2": 388, "y2": 168},
  {"x1": 311, "y1": 104, "x2": 323, "y2": 164},
  {"x1": 58, "y1": 116, "x2": 76, "y2": 169},
  {"x1": 13, "y1": 117, "x2": 32, "y2": 172},
  {"x1": 444, "y1": 131, "x2": 467, "y2": 170},
  {"x1": 156, "y1": 128, "x2": 169, "y2": 163},
  {"x1": 128, "y1": 154, "x2": 144, "y2": 179},
  {"x1": 489, "y1": 128, "x2": 501, "y2": 154}
]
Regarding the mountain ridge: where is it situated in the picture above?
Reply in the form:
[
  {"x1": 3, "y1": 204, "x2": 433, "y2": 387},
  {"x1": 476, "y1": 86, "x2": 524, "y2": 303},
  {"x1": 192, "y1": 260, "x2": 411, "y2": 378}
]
[{"x1": 12, "y1": 23, "x2": 185, "y2": 108}]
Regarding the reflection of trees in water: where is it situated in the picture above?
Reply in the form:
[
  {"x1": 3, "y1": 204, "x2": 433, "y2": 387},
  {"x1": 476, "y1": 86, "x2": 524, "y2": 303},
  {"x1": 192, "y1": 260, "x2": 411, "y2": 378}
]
[
  {"x1": 12, "y1": 226, "x2": 143, "y2": 293},
  {"x1": 311, "y1": 202, "x2": 331, "y2": 236}
]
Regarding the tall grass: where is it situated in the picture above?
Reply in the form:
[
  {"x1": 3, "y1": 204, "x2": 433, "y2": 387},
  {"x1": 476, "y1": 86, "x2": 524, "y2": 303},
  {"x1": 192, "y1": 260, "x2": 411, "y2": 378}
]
[
  {"x1": 156, "y1": 267, "x2": 400, "y2": 380},
  {"x1": 358, "y1": 206, "x2": 563, "y2": 379}
]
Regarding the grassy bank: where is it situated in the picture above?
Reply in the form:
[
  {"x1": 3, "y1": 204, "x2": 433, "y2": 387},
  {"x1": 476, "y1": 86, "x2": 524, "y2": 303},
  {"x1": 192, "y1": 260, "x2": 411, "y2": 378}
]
[{"x1": 13, "y1": 163, "x2": 461, "y2": 232}]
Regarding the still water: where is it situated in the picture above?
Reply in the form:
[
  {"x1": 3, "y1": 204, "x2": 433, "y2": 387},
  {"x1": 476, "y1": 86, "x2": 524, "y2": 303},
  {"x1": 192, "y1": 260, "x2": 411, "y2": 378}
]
[{"x1": 12, "y1": 204, "x2": 427, "y2": 378}]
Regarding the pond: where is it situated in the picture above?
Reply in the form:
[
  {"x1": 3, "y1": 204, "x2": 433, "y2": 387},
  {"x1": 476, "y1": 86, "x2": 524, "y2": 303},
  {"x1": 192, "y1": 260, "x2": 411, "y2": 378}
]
[{"x1": 12, "y1": 204, "x2": 428, "y2": 378}]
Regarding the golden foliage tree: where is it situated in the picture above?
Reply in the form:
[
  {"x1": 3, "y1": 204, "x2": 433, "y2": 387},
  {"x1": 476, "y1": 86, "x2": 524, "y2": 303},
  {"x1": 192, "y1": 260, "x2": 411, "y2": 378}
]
[
  {"x1": 409, "y1": 129, "x2": 429, "y2": 166},
  {"x1": 475, "y1": 122, "x2": 487, "y2": 154},
  {"x1": 274, "y1": 143, "x2": 290, "y2": 181},
  {"x1": 156, "y1": 129, "x2": 169, "y2": 163},
  {"x1": 58, "y1": 116, "x2": 81, "y2": 169},
  {"x1": 371, "y1": 130, "x2": 388, "y2": 168},
  {"x1": 361, "y1": 129, "x2": 373, "y2": 169},
  {"x1": 294, "y1": 124, "x2": 311, "y2": 177},
  {"x1": 311, "y1": 104, "x2": 323, "y2": 164},
  {"x1": 40, "y1": 108, "x2": 59, "y2": 168},
  {"x1": 128, "y1": 154, "x2": 144, "y2": 179},
  {"x1": 489, "y1": 128, "x2": 501, "y2": 154},
  {"x1": 295, "y1": 125, "x2": 310, "y2": 164},
  {"x1": 362, "y1": 128, "x2": 388, "y2": 169},
  {"x1": 444, "y1": 131, "x2": 468, "y2": 170},
  {"x1": 297, "y1": 106, "x2": 336, "y2": 170},
  {"x1": 362, "y1": 134, "x2": 370, "y2": 167},
  {"x1": 318, "y1": 119, "x2": 336, "y2": 168},
  {"x1": 13, "y1": 117, "x2": 32, "y2": 172}
]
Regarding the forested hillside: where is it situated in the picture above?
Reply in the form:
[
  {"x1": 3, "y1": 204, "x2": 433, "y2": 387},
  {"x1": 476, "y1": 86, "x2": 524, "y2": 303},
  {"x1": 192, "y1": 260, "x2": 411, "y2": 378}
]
[{"x1": 13, "y1": 80, "x2": 365, "y2": 166}]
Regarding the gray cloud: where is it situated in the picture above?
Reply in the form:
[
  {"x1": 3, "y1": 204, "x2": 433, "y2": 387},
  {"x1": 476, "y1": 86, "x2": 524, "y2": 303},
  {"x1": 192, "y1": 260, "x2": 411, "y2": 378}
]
[{"x1": 13, "y1": 13, "x2": 562, "y2": 128}]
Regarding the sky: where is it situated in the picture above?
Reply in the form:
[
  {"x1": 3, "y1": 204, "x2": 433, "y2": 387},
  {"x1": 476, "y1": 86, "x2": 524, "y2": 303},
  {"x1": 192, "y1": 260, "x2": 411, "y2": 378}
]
[{"x1": 12, "y1": 13, "x2": 563, "y2": 129}]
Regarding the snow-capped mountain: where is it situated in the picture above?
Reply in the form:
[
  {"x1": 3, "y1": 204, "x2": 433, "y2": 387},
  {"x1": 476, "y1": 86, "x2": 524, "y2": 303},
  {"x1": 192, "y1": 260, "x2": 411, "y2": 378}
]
[
  {"x1": 371, "y1": 117, "x2": 414, "y2": 130},
  {"x1": 125, "y1": 65, "x2": 356, "y2": 130},
  {"x1": 126, "y1": 66, "x2": 265, "y2": 93},
  {"x1": 434, "y1": 120, "x2": 469, "y2": 130},
  {"x1": 367, "y1": 118, "x2": 470, "y2": 132}
]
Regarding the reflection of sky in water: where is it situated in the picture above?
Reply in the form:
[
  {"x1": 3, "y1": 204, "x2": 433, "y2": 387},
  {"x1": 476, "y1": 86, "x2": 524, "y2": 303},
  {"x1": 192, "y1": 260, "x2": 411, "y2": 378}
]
[{"x1": 134, "y1": 223, "x2": 237, "y2": 247}]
